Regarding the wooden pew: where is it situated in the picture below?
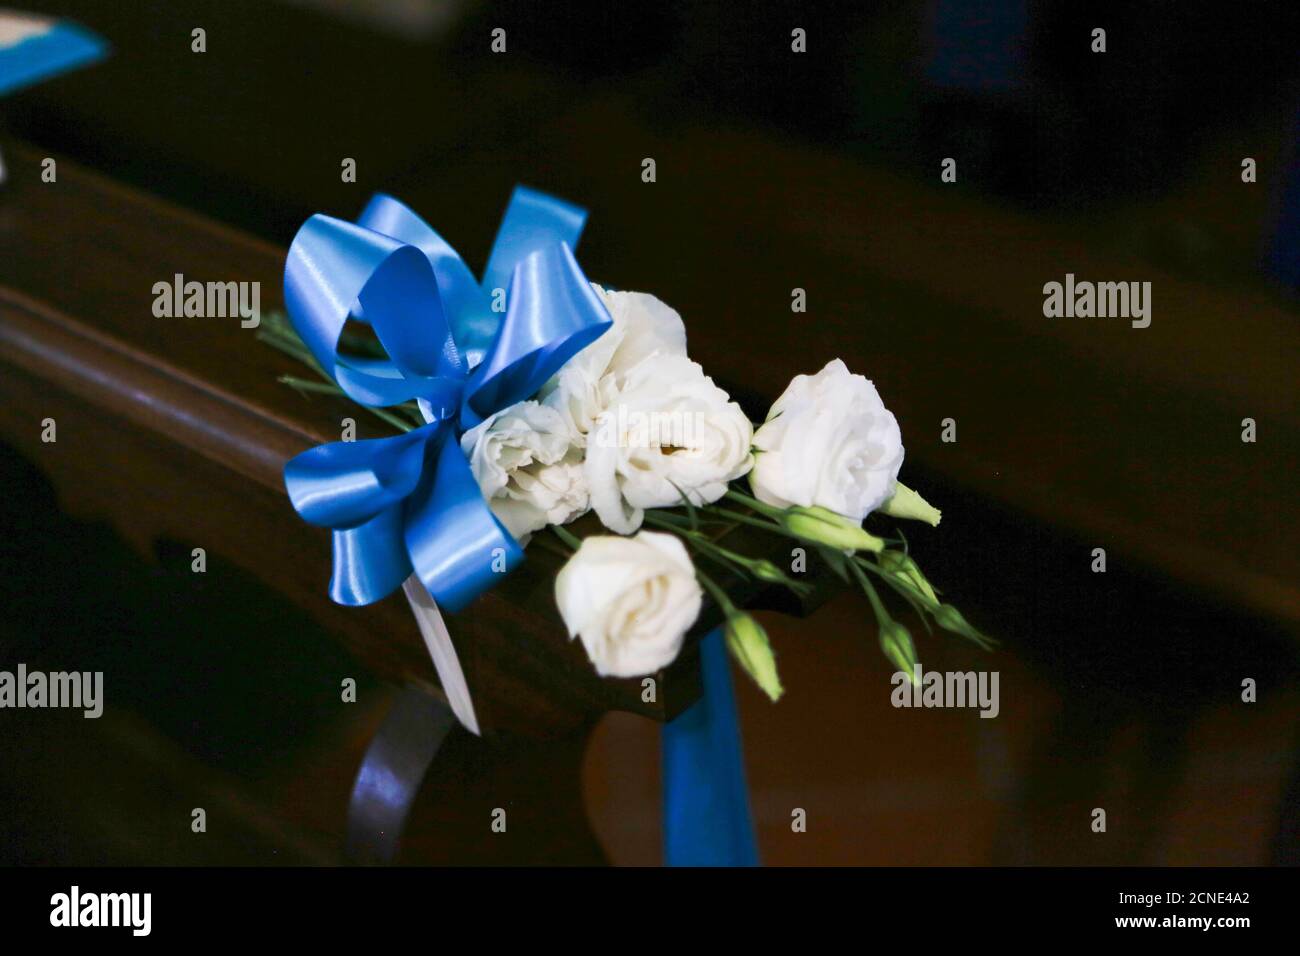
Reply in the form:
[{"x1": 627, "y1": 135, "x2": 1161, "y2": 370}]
[{"x1": 0, "y1": 140, "x2": 827, "y2": 863}]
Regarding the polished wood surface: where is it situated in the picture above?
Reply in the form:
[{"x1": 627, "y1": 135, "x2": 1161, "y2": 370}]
[
  {"x1": 0, "y1": 141, "x2": 651, "y2": 738},
  {"x1": 0, "y1": 139, "x2": 838, "y2": 737}
]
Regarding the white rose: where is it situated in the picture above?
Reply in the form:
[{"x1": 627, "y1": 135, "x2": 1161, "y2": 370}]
[
  {"x1": 541, "y1": 284, "x2": 688, "y2": 439},
  {"x1": 750, "y1": 358, "x2": 903, "y2": 520},
  {"x1": 555, "y1": 531, "x2": 702, "y2": 677},
  {"x1": 460, "y1": 400, "x2": 588, "y2": 542},
  {"x1": 585, "y1": 353, "x2": 754, "y2": 534}
]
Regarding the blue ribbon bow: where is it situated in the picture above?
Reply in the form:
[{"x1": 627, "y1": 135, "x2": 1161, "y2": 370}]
[
  {"x1": 284, "y1": 189, "x2": 760, "y2": 866},
  {"x1": 282, "y1": 188, "x2": 612, "y2": 612}
]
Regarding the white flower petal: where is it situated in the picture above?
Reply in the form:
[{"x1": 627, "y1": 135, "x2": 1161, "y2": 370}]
[
  {"x1": 555, "y1": 531, "x2": 702, "y2": 677},
  {"x1": 460, "y1": 400, "x2": 589, "y2": 541},
  {"x1": 751, "y1": 359, "x2": 903, "y2": 520}
]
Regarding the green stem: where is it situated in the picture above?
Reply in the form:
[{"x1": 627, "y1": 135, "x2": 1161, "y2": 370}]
[
  {"x1": 854, "y1": 556, "x2": 939, "y2": 612},
  {"x1": 551, "y1": 524, "x2": 583, "y2": 552},
  {"x1": 849, "y1": 559, "x2": 891, "y2": 626},
  {"x1": 694, "y1": 566, "x2": 738, "y2": 617},
  {"x1": 278, "y1": 376, "x2": 340, "y2": 396},
  {"x1": 643, "y1": 514, "x2": 752, "y2": 579},
  {"x1": 262, "y1": 313, "x2": 421, "y2": 434},
  {"x1": 854, "y1": 557, "x2": 933, "y2": 633},
  {"x1": 276, "y1": 375, "x2": 417, "y2": 435},
  {"x1": 528, "y1": 533, "x2": 572, "y2": 562},
  {"x1": 698, "y1": 505, "x2": 785, "y2": 534},
  {"x1": 366, "y1": 407, "x2": 419, "y2": 434},
  {"x1": 259, "y1": 325, "x2": 321, "y2": 368},
  {"x1": 645, "y1": 510, "x2": 694, "y2": 527},
  {"x1": 723, "y1": 487, "x2": 784, "y2": 518}
]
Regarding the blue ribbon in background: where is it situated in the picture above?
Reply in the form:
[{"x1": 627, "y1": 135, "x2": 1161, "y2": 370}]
[
  {"x1": 0, "y1": 17, "x2": 106, "y2": 96},
  {"x1": 283, "y1": 190, "x2": 758, "y2": 865}
]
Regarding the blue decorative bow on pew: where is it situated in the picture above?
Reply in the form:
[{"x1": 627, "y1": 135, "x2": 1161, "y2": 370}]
[
  {"x1": 282, "y1": 188, "x2": 611, "y2": 612},
  {"x1": 283, "y1": 189, "x2": 758, "y2": 866}
]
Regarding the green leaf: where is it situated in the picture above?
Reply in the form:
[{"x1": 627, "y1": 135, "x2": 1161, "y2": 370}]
[{"x1": 667, "y1": 480, "x2": 699, "y2": 532}]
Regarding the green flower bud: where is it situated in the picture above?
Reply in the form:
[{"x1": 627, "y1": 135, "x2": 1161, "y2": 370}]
[
  {"x1": 781, "y1": 505, "x2": 885, "y2": 553},
  {"x1": 933, "y1": 603, "x2": 968, "y2": 632},
  {"x1": 878, "y1": 620, "x2": 919, "y2": 682},
  {"x1": 877, "y1": 550, "x2": 907, "y2": 573},
  {"x1": 749, "y1": 559, "x2": 788, "y2": 585},
  {"x1": 725, "y1": 613, "x2": 784, "y2": 702},
  {"x1": 880, "y1": 482, "x2": 942, "y2": 527},
  {"x1": 933, "y1": 603, "x2": 993, "y2": 648},
  {"x1": 878, "y1": 550, "x2": 938, "y2": 604}
]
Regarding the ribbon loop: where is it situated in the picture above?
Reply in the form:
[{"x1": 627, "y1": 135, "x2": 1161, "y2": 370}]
[
  {"x1": 357, "y1": 194, "x2": 497, "y2": 365},
  {"x1": 284, "y1": 424, "x2": 437, "y2": 529},
  {"x1": 482, "y1": 185, "x2": 588, "y2": 300},
  {"x1": 329, "y1": 505, "x2": 414, "y2": 607},
  {"x1": 464, "y1": 242, "x2": 611, "y2": 428},
  {"x1": 285, "y1": 215, "x2": 459, "y2": 407}
]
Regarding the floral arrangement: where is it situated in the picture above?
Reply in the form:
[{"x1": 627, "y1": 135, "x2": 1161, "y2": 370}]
[{"x1": 261, "y1": 188, "x2": 988, "y2": 706}]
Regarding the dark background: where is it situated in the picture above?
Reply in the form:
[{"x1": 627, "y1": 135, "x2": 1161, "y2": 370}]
[{"x1": 1, "y1": 0, "x2": 1298, "y2": 865}]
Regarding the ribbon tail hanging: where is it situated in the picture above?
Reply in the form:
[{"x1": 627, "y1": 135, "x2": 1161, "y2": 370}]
[
  {"x1": 661, "y1": 627, "x2": 760, "y2": 867},
  {"x1": 401, "y1": 576, "x2": 482, "y2": 736}
]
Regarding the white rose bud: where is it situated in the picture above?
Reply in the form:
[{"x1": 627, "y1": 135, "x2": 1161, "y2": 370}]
[
  {"x1": 555, "y1": 531, "x2": 702, "y2": 677},
  {"x1": 541, "y1": 284, "x2": 688, "y2": 440},
  {"x1": 750, "y1": 359, "x2": 903, "y2": 521},
  {"x1": 585, "y1": 353, "x2": 754, "y2": 534},
  {"x1": 460, "y1": 400, "x2": 588, "y2": 542}
]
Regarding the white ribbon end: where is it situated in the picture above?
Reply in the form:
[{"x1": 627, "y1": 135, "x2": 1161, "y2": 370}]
[{"x1": 401, "y1": 576, "x2": 482, "y2": 736}]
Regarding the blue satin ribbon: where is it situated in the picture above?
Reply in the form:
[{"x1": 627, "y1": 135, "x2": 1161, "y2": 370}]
[
  {"x1": 282, "y1": 188, "x2": 611, "y2": 612},
  {"x1": 662, "y1": 628, "x2": 760, "y2": 866}
]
